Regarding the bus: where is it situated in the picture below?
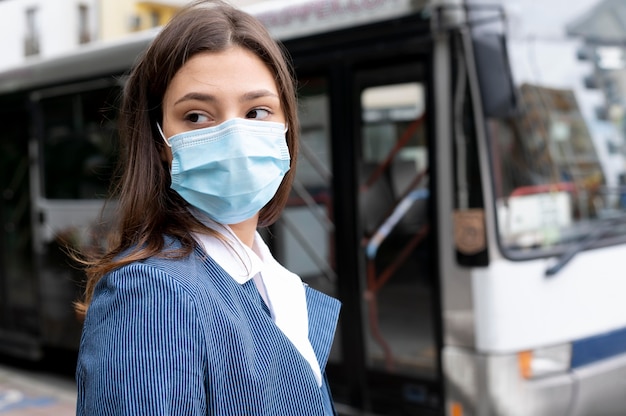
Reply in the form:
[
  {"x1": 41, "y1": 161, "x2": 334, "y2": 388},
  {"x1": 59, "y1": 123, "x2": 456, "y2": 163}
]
[{"x1": 0, "y1": 0, "x2": 625, "y2": 414}]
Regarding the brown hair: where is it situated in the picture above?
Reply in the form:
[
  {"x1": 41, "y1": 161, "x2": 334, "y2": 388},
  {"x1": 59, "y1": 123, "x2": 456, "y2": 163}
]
[{"x1": 75, "y1": 0, "x2": 299, "y2": 315}]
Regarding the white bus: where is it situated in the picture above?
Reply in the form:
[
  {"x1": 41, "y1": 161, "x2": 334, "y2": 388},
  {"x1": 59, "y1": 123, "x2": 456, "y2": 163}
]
[{"x1": 0, "y1": 0, "x2": 624, "y2": 414}]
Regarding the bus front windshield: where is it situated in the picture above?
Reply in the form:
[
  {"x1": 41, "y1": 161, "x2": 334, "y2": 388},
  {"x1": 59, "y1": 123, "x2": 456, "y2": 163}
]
[{"x1": 486, "y1": 0, "x2": 626, "y2": 254}]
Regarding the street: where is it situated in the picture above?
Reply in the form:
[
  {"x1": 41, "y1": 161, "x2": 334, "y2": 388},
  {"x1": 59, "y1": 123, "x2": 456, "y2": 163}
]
[{"x1": 0, "y1": 362, "x2": 76, "y2": 415}]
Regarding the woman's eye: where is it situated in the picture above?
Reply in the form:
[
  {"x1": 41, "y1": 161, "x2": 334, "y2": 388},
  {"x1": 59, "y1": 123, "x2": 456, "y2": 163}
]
[
  {"x1": 246, "y1": 108, "x2": 270, "y2": 120},
  {"x1": 185, "y1": 112, "x2": 210, "y2": 123}
]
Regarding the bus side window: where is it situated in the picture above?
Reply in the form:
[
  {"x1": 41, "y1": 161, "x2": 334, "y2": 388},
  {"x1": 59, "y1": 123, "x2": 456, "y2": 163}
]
[{"x1": 39, "y1": 88, "x2": 119, "y2": 200}]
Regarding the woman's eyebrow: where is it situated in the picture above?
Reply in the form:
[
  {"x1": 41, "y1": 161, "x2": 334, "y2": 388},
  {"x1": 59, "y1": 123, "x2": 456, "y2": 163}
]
[
  {"x1": 173, "y1": 90, "x2": 278, "y2": 106},
  {"x1": 174, "y1": 92, "x2": 216, "y2": 105},
  {"x1": 240, "y1": 89, "x2": 279, "y2": 102}
]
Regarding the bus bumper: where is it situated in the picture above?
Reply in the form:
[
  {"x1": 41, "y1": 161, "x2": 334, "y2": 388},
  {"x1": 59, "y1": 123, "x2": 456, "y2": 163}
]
[{"x1": 443, "y1": 346, "x2": 626, "y2": 416}]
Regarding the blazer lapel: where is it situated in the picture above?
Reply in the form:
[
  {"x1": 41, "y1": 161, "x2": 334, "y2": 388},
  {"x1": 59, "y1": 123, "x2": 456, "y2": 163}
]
[{"x1": 305, "y1": 286, "x2": 341, "y2": 371}]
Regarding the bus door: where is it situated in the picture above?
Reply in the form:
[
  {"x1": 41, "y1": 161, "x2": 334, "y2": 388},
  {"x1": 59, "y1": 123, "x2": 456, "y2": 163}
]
[
  {"x1": 28, "y1": 80, "x2": 120, "y2": 351},
  {"x1": 273, "y1": 59, "x2": 441, "y2": 416},
  {"x1": 354, "y1": 62, "x2": 441, "y2": 414}
]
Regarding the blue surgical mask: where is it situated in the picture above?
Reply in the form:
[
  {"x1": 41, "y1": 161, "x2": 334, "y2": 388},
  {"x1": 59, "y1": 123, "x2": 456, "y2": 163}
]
[{"x1": 159, "y1": 118, "x2": 290, "y2": 224}]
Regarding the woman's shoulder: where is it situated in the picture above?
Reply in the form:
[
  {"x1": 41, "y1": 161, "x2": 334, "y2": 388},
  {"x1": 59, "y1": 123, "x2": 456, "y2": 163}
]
[{"x1": 100, "y1": 238, "x2": 221, "y2": 295}]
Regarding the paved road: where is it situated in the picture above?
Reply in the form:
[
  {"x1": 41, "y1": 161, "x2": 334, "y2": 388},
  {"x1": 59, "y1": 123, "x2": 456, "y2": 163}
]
[{"x1": 0, "y1": 364, "x2": 76, "y2": 415}]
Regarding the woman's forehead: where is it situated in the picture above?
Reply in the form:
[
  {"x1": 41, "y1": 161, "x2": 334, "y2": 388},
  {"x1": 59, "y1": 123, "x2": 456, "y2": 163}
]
[{"x1": 164, "y1": 47, "x2": 279, "y2": 102}]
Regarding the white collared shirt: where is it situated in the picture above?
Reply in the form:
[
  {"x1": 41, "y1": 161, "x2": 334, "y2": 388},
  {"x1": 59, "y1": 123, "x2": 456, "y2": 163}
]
[{"x1": 193, "y1": 222, "x2": 323, "y2": 387}]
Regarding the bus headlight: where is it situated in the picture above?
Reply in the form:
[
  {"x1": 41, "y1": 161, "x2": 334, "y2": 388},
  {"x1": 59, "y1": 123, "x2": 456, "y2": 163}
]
[{"x1": 518, "y1": 343, "x2": 572, "y2": 379}]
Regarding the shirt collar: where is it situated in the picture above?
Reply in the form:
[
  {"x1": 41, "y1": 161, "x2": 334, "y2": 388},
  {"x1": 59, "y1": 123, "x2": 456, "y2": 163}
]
[{"x1": 193, "y1": 219, "x2": 263, "y2": 284}]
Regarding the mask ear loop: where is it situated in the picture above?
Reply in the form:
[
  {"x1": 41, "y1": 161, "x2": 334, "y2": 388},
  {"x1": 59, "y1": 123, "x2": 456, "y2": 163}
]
[{"x1": 156, "y1": 123, "x2": 172, "y2": 148}]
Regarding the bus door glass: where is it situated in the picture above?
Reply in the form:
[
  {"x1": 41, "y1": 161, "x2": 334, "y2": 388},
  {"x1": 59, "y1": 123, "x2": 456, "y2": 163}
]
[{"x1": 356, "y1": 64, "x2": 439, "y2": 407}]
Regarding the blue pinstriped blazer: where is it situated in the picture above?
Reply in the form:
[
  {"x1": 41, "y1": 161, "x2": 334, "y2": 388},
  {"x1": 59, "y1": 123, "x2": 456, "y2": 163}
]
[{"x1": 76, "y1": 240, "x2": 341, "y2": 415}]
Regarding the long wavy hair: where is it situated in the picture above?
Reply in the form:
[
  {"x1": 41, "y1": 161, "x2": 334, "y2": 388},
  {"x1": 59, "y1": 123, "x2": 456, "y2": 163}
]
[{"x1": 75, "y1": 0, "x2": 299, "y2": 315}]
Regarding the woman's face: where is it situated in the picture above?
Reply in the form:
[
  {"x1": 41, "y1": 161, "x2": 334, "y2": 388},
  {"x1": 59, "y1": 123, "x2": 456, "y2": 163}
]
[{"x1": 161, "y1": 45, "x2": 286, "y2": 157}]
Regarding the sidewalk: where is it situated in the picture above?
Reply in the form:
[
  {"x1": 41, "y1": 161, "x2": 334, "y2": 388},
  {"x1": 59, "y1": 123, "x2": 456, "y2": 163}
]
[{"x1": 0, "y1": 365, "x2": 76, "y2": 415}]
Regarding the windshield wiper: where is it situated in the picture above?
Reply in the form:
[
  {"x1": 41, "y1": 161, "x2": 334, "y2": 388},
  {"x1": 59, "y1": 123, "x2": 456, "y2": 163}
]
[{"x1": 545, "y1": 215, "x2": 626, "y2": 277}]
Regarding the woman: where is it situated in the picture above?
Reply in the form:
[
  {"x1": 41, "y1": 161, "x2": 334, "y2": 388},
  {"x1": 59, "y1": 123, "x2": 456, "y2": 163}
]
[{"x1": 75, "y1": 1, "x2": 341, "y2": 414}]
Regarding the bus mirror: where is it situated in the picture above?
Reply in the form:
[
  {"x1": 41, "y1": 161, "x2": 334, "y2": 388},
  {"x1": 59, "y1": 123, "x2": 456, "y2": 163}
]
[{"x1": 472, "y1": 33, "x2": 518, "y2": 118}]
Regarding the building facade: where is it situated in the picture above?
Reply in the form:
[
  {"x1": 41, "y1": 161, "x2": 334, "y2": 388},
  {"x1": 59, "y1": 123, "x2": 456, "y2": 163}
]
[
  {"x1": 0, "y1": 0, "x2": 194, "y2": 72},
  {"x1": 0, "y1": 0, "x2": 99, "y2": 71},
  {"x1": 567, "y1": 0, "x2": 626, "y2": 183},
  {"x1": 0, "y1": 0, "x2": 268, "y2": 72},
  {"x1": 99, "y1": 0, "x2": 184, "y2": 41}
]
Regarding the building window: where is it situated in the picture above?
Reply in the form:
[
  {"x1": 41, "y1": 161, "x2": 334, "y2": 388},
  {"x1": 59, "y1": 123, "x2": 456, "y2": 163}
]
[
  {"x1": 24, "y1": 7, "x2": 40, "y2": 56},
  {"x1": 78, "y1": 4, "x2": 91, "y2": 44},
  {"x1": 150, "y1": 10, "x2": 161, "y2": 27},
  {"x1": 129, "y1": 14, "x2": 141, "y2": 32}
]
